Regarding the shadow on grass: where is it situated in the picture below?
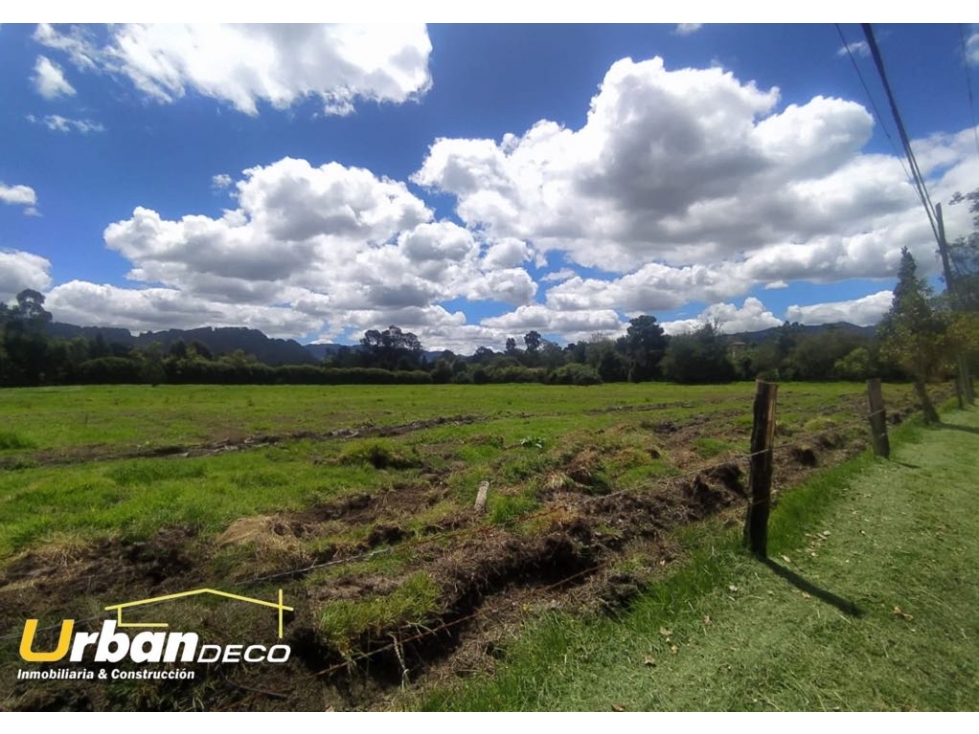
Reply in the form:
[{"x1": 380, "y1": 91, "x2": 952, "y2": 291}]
[
  {"x1": 893, "y1": 461, "x2": 921, "y2": 469},
  {"x1": 759, "y1": 558, "x2": 864, "y2": 618},
  {"x1": 933, "y1": 421, "x2": 979, "y2": 437}
]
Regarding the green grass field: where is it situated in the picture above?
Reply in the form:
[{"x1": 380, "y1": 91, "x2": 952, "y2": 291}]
[
  {"x1": 0, "y1": 381, "x2": 940, "y2": 710},
  {"x1": 413, "y1": 405, "x2": 979, "y2": 711}
]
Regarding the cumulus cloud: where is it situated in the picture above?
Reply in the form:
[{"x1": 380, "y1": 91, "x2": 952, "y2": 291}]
[
  {"x1": 33, "y1": 23, "x2": 432, "y2": 116},
  {"x1": 26, "y1": 113, "x2": 104, "y2": 133},
  {"x1": 785, "y1": 290, "x2": 894, "y2": 327},
  {"x1": 481, "y1": 237, "x2": 533, "y2": 269},
  {"x1": 27, "y1": 51, "x2": 979, "y2": 351},
  {"x1": 211, "y1": 173, "x2": 232, "y2": 190},
  {"x1": 413, "y1": 57, "x2": 901, "y2": 276},
  {"x1": 45, "y1": 281, "x2": 322, "y2": 338},
  {"x1": 412, "y1": 54, "x2": 973, "y2": 327},
  {"x1": 482, "y1": 303, "x2": 623, "y2": 334},
  {"x1": 966, "y1": 31, "x2": 979, "y2": 66},
  {"x1": 0, "y1": 250, "x2": 52, "y2": 301},
  {"x1": 32, "y1": 55, "x2": 76, "y2": 98},
  {"x1": 660, "y1": 297, "x2": 783, "y2": 335},
  {"x1": 0, "y1": 183, "x2": 38, "y2": 215},
  {"x1": 48, "y1": 157, "x2": 543, "y2": 346}
]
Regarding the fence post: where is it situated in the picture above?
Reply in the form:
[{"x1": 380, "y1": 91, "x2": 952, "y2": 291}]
[
  {"x1": 866, "y1": 378, "x2": 890, "y2": 459},
  {"x1": 474, "y1": 480, "x2": 490, "y2": 514},
  {"x1": 744, "y1": 380, "x2": 778, "y2": 557}
]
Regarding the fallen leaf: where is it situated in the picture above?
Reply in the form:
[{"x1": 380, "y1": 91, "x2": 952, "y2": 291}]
[
  {"x1": 780, "y1": 555, "x2": 792, "y2": 564},
  {"x1": 643, "y1": 657, "x2": 657, "y2": 667},
  {"x1": 728, "y1": 585, "x2": 738, "y2": 593},
  {"x1": 612, "y1": 703, "x2": 627, "y2": 712},
  {"x1": 670, "y1": 645, "x2": 679, "y2": 655},
  {"x1": 893, "y1": 606, "x2": 914, "y2": 621},
  {"x1": 659, "y1": 627, "x2": 672, "y2": 637},
  {"x1": 703, "y1": 615, "x2": 712, "y2": 626},
  {"x1": 800, "y1": 591, "x2": 811, "y2": 599}
]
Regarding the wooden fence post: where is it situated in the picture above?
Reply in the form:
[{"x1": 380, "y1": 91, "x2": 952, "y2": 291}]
[
  {"x1": 866, "y1": 378, "x2": 890, "y2": 459},
  {"x1": 744, "y1": 380, "x2": 778, "y2": 557},
  {"x1": 474, "y1": 481, "x2": 490, "y2": 514}
]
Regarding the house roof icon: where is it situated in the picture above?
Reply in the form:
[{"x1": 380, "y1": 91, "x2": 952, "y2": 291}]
[{"x1": 104, "y1": 588, "x2": 293, "y2": 639}]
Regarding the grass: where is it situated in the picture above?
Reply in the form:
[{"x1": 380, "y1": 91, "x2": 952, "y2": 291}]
[
  {"x1": 0, "y1": 431, "x2": 35, "y2": 450},
  {"x1": 0, "y1": 382, "x2": 926, "y2": 561},
  {"x1": 318, "y1": 572, "x2": 442, "y2": 656},
  {"x1": 412, "y1": 406, "x2": 979, "y2": 711},
  {"x1": 0, "y1": 380, "x2": 945, "y2": 711}
]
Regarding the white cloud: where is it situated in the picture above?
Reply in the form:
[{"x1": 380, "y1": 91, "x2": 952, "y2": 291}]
[
  {"x1": 674, "y1": 24, "x2": 702, "y2": 36},
  {"x1": 785, "y1": 290, "x2": 894, "y2": 327},
  {"x1": 836, "y1": 40, "x2": 870, "y2": 58},
  {"x1": 481, "y1": 237, "x2": 533, "y2": 269},
  {"x1": 50, "y1": 157, "x2": 543, "y2": 346},
  {"x1": 25, "y1": 51, "x2": 979, "y2": 352},
  {"x1": 45, "y1": 281, "x2": 321, "y2": 338},
  {"x1": 32, "y1": 55, "x2": 76, "y2": 98},
  {"x1": 414, "y1": 56, "x2": 896, "y2": 276},
  {"x1": 660, "y1": 297, "x2": 782, "y2": 335},
  {"x1": 211, "y1": 173, "x2": 232, "y2": 190},
  {"x1": 966, "y1": 31, "x2": 979, "y2": 66},
  {"x1": 0, "y1": 183, "x2": 38, "y2": 213},
  {"x1": 413, "y1": 54, "x2": 976, "y2": 323},
  {"x1": 26, "y1": 113, "x2": 104, "y2": 133},
  {"x1": 541, "y1": 268, "x2": 577, "y2": 283},
  {"x1": 34, "y1": 23, "x2": 432, "y2": 116},
  {"x1": 0, "y1": 250, "x2": 52, "y2": 301},
  {"x1": 481, "y1": 303, "x2": 623, "y2": 335}
]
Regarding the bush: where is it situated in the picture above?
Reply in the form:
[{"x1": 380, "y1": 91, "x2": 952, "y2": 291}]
[{"x1": 548, "y1": 363, "x2": 602, "y2": 386}]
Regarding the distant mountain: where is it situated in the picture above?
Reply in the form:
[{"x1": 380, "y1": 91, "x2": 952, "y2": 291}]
[
  {"x1": 304, "y1": 343, "x2": 445, "y2": 364},
  {"x1": 46, "y1": 323, "x2": 318, "y2": 366},
  {"x1": 727, "y1": 322, "x2": 876, "y2": 344}
]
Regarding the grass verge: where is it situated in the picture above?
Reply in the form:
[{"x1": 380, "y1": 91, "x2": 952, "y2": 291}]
[{"x1": 413, "y1": 406, "x2": 979, "y2": 711}]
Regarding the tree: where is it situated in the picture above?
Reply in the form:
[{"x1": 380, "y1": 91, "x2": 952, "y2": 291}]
[
  {"x1": 878, "y1": 248, "x2": 950, "y2": 423},
  {"x1": 12, "y1": 289, "x2": 52, "y2": 327},
  {"x1": 584, "y1": 337, "x2": 629, "y2": 382},
  {"x1": 505, "y1": 337, "x2": 519, "y2": 356},
  {"x1": 523, "y1": 330, "x2": 542, "y2": 355},
  {"x1": 661, "y1": 322, "x2": 735, "y2": 384},
  {"x1": 360, "y1": 325, "x2": 424, "y2": 370},
  {"x1": 1, "y1": 289, "x2": 53, "y2": 385},
  {"x1": 618, "y1": 315, "x2": 669, "y2": 381},
  {"x1": 949, "y1": 188, "x2": 979, "y2": 311}
]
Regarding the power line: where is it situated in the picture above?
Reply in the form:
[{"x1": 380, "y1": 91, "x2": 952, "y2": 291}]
[
  {"x1": 834, "y1": 24, "x2": 913, "y2": 184},
  {"x1": 861, "y1": 24, "x2": 942, "y2": 250},
  {"x1": 959, "y1": 24, "x2": 979, "y2": 162}
]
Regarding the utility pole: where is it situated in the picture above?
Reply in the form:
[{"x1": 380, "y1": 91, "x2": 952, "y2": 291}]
[
  {"x1": 937, "y1": 203, "x2": 976, "y2": 406},
  {"x1": 863, "y1": 22, "x2": 975, "y2": 408}
]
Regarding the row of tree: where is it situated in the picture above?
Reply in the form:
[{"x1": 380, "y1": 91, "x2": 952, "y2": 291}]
[
  {"x1": 0, "y1": 287, "x2": 965, "y2": 389},
  {"x1": 0, "y1": 290, "x2": 896, "y2": 386}
]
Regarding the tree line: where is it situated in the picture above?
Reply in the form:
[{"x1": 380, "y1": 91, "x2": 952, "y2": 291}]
[{"x1": 0, "y1": 288, "x2": 967, "y2": 389}]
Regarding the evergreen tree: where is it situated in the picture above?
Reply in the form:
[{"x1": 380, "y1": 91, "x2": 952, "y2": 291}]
[{"x1": 878, "y1": 248, "x2": 949, "y2": 423}]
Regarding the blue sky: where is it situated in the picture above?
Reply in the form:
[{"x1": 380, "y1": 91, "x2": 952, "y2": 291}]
[{"x1": 2, "y1": 20, "x2": 979, "y2": 351}]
